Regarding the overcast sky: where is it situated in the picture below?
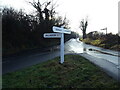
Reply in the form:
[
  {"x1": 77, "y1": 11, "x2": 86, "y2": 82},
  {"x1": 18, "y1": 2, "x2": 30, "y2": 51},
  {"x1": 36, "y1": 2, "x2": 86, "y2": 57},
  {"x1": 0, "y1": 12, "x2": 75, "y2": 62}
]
[{"x1": 0, "y1": 0, "x2": 119, "y2": 34}]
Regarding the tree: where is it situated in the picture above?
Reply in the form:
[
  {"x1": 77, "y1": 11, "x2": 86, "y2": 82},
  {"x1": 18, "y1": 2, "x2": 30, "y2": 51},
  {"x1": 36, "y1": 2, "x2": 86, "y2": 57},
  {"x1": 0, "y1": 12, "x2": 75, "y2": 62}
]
[
  {"x1": 2, "y1": 1, "x2": 71, "y2": 56},
  {"x1": 2, "y1": 8, "x2": 31, "y2": 48},
  {"x1": 29, "y1": 0, "x2": 70, "y2": 41},
  {"x1": 79, "y1": 18, "x2": 88, "y2": 39},
  {"x1": 29, "y1": 0, "x2": 57, "y2": 22}
]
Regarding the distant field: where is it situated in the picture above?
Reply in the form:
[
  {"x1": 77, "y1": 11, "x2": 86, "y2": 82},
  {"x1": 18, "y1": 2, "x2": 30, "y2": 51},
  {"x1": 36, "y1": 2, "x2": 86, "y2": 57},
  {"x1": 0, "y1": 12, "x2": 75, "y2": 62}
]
[{"x1": 2, "y1": 55, "x2": 120, "y2": 88}]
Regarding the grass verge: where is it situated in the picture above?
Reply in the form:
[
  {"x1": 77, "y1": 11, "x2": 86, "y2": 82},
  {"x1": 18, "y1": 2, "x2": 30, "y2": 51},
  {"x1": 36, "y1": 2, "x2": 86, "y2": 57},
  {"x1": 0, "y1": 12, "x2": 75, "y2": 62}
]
[{"x1": 2, "y1": 55, "x2": 120, "y2": 88}]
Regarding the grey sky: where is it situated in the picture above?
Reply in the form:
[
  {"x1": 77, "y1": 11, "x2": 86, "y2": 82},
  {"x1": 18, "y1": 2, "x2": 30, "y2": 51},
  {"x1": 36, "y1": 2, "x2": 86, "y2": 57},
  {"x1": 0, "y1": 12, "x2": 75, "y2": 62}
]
[{"x1": 0, "y1": 0, "x2": 119, "y2": 34}]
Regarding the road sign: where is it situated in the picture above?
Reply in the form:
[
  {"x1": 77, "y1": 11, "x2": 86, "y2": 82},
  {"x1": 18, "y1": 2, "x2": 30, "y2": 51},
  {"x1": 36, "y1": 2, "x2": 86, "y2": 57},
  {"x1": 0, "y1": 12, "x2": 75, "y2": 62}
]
[
  {"x1": 43, "y1": 26, "x2": 71, "y2": 64},
  {"x1": 44, "y1": 33, "x2": 61, "y2": 38},
  {"x1": 52, "y1": 26, "x2": 71, "y2": 34}
]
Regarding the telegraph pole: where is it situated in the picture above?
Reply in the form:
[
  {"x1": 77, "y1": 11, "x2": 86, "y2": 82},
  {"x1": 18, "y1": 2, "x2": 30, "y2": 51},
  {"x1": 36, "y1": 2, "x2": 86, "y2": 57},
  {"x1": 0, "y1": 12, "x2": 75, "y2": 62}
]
[{"x1": 101, "y1": 27, "x2": 107, "y2": 35}]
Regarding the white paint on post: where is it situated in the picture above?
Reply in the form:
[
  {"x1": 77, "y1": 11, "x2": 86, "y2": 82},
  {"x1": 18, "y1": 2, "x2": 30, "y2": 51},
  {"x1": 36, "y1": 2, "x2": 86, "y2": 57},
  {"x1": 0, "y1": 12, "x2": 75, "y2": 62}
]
[{"x1": 60, "y1": 33, "x2": 64, "y2": 64}]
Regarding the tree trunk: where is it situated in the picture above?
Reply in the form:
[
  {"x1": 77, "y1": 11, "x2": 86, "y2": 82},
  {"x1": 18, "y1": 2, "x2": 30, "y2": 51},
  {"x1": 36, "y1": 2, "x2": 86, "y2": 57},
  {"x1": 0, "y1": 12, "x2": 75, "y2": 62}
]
[{"x1": 83, "y1": 31, "x2": 86, "y2": 39}]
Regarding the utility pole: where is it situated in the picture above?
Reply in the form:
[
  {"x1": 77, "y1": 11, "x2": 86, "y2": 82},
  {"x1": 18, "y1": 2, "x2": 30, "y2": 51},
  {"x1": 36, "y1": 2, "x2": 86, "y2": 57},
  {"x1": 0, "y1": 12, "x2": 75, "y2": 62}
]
[{"x1": 101, "y1": 27, "x2": 107, "y2": 35}]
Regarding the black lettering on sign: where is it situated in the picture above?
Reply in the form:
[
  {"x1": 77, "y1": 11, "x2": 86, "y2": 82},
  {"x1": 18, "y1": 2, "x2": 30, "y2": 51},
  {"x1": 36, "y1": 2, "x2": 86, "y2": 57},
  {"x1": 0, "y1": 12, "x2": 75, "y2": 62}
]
[{"x1": 45, "y1": 34, "x2": 60, "y2": 37}]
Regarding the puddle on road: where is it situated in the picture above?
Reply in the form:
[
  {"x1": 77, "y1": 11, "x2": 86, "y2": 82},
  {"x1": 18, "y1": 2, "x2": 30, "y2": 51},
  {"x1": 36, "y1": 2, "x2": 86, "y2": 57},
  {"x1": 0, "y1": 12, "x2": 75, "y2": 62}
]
[{"x1": 88, "y1": 48, "x2": 120, "y2": 57}]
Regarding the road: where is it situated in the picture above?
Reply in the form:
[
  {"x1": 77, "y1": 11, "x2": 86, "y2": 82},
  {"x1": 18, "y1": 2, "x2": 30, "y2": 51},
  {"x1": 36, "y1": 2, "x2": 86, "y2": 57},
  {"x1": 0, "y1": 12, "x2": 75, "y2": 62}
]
[
  {"x1": 3, "y1": 49, "x2": 60, "y2": 74},
  {"x1": 2, "y1": 38, "x2": 120, "y2": 81},
  {"x1": 65, "y1": 38, "x2": 120, "y2": 81}
]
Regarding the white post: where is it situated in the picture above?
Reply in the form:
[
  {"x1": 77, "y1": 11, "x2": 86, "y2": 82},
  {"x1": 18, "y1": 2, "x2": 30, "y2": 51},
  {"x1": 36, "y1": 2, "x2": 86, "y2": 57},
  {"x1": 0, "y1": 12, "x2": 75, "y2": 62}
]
[
  {"x1": 60, "y1": 33, "x2": 64, "y2": 64},
  {"x1": 52, "y1": 26, "x2": 71, "y2": 64}
]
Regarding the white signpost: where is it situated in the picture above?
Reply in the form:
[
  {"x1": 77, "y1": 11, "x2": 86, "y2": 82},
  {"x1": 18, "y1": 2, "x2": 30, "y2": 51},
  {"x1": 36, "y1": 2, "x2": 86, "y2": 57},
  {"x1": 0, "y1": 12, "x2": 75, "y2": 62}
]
[
  {"x1": 53, "y1": 26, "x2": 71, "y2": 34},
  {"x1": 43, "y1": 26, "x2": 71, "y2": 64}
]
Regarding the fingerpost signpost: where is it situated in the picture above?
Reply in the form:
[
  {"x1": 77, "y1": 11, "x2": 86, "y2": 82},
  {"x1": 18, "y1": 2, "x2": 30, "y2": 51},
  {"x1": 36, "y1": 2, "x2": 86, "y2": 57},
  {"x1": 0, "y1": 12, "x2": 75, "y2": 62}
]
[{"x1": 43, "y1": 26, "x2": 71, "y2": 64}]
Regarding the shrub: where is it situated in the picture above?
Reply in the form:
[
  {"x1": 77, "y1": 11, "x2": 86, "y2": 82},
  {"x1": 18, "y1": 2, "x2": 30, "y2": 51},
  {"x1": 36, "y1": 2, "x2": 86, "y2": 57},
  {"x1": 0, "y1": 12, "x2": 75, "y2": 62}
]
[
  {"x1": 99, "y1": 44, "x2": 106, "y2": 48},
  {"x1": 110, "y1": 45, "x2": 120, "y2": 51},
  {"x1": 82, "y1": 38, "x2": 92, "y2": 44},
  {"x1": 91, "y1": 40, "x2": 101, "y2": 46}
]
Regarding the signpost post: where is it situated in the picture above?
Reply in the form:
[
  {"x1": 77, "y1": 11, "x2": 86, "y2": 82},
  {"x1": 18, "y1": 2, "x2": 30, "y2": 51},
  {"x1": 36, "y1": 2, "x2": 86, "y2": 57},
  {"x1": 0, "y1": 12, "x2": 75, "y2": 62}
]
[
  {"x1": 43, "y1": 26, "x2": 71, "y2": 64},
  {"x1": 60, "y1": 33, "x2": 64, "y2": 63}
]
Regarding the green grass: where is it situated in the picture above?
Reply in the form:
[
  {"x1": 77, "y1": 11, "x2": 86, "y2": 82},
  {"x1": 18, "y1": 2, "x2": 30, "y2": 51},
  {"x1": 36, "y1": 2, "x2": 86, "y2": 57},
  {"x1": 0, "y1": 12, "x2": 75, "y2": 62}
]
[{"x1": 2, "y1": 55, "x2": 120, "y2": 88}]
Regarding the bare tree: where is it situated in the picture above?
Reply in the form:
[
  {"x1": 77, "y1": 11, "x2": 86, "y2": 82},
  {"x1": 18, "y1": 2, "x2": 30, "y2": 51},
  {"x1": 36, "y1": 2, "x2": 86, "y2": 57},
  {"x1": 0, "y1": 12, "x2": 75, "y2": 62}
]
[
  {"x1": 79, "y1": 18, "x2": 88, "y2": 39},
  {"x1": 29, "y1": 0, "x2": 45, "y2": 22},
  {"x1": 29, "y1": 0, "x2": 58, "y2": 22},
  {"x1": 49, "y1": 0, "x2": 58, "y2": 19}
]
